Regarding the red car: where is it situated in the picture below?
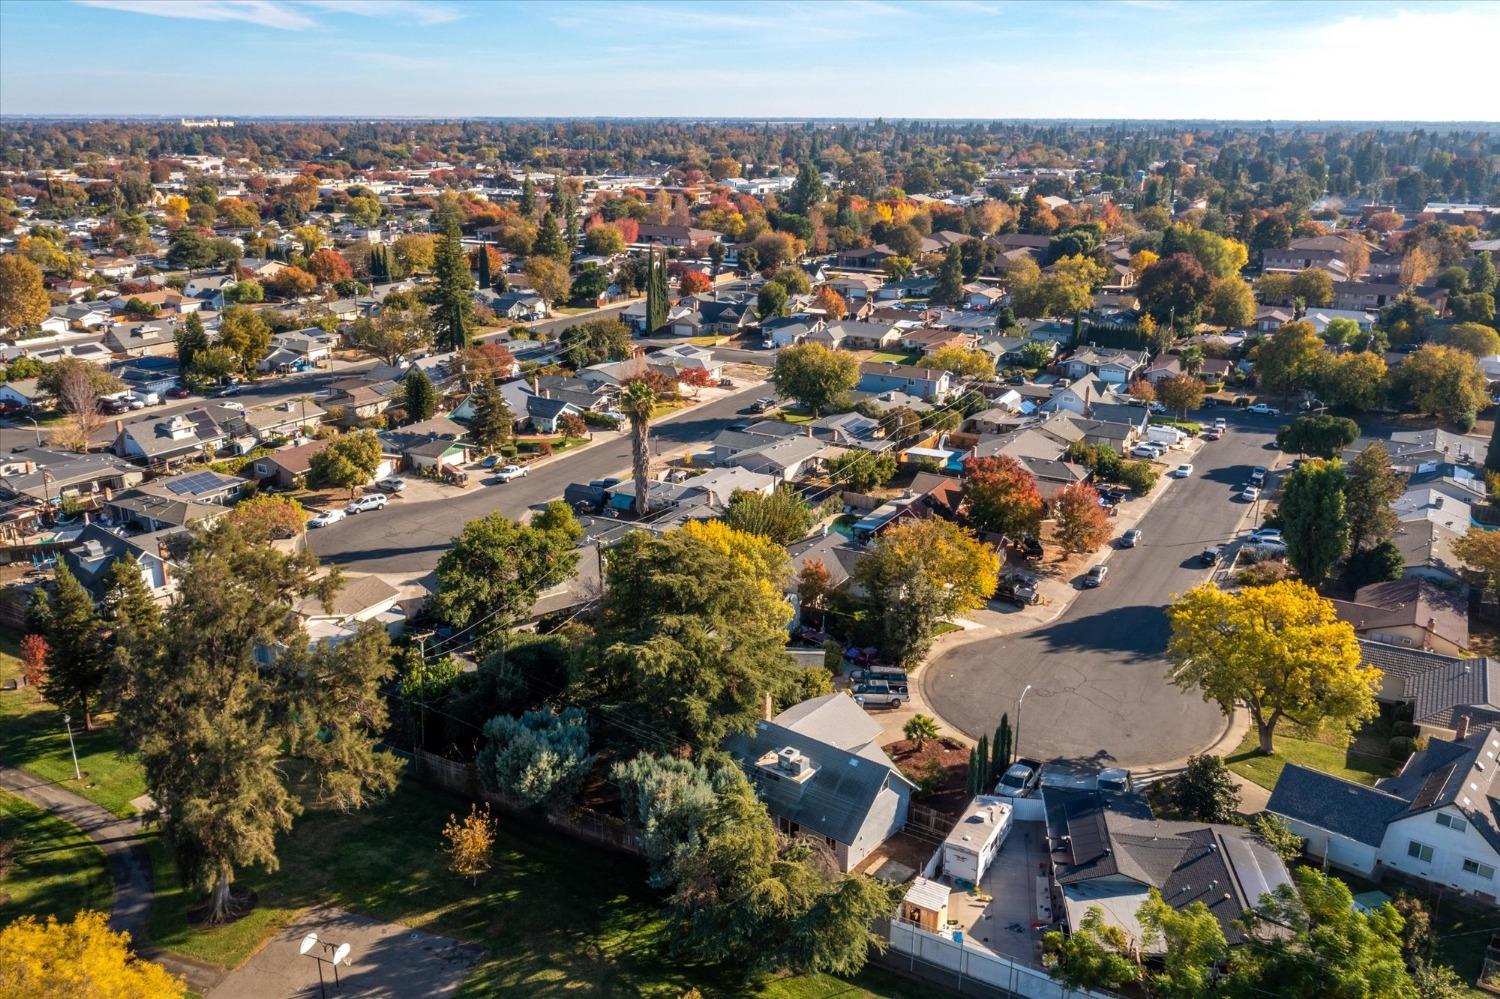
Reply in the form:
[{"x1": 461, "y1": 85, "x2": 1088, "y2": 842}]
[{"x1": 167, "y1": 386, "x2": 191, "y2": 399}]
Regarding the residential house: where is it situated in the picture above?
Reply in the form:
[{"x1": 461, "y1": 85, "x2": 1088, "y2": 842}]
[
  {"x1": 652, "y1": 343, "x2": 722, "y2": 383},
  {"x1": 1358, "y1": 641, "x2": 1497, "y2": 733},
  {"x1": 235, "y1": 397, "x2": 329, "y2": 443},
  {"x1": 728, "y1": 436, "x2": 827, "y2": 482},
  {"x1": 1268, "y1": 722, "x2": 1500, "y2": 901},
  {"x1": 323, "y1": 378, "x2": 396, "y2": 424},
  {"x1": 762, "y1": 317, "x2": 825, "y2": 349},
  {"x1": 1060, "y1": 345, "x2": 1147, "y2": 384},
  {"x1": 963, "y1": 283, "x2": 1006, "y2": 310},
  {"x1": 102, "y1": 320, "x2": 176, "y2": 358},
  {"x1": 636, "y1": 223, "x2": 719, "y2": 248},
  {"x1": 1047, "y1": 787, "x2": 1294, "y2": 947},
  {"x1": 1141, "y1": 355, "x2": 1181, "y2": 385},
  {"x1": 249, "y1": 439, "x2": 329, "y2": 489},
  {"x1": 296, "y1": 573, "x2": 406, "y2": 645},
  {"x1": 899, "y1": 328, "x2": 973, "y2": 355},
  {"x1": 62, "y1": 524, "x2": 176, "y2": 597},
  {"x1": 259, "y1": 328, "x2": 336, "y2": 372},
  {"x1": 678, "y1": 466, "x2": 779, "y2": 507},
  {"x1": 492, "y1": 291, "x2": 550, "y2": 321},
  {"x1": 381, "y1": 416, "x2": 469, "y2": 472},
  {"x1": 114, "y1": 408, "x2": 234, "y2": 466},
  {"x1": 1330, "y1": 579, "x2": 1468, "y2": 656},
  {"x1": 1392, "y1": 520, "x2": 1466, "y2": 587},
  {"x1": 106, "y1": 468, "x2": 248, "y2": 532},
  {"x1": 0, "y1": 379, "x2": 48, "y2": 410},
  {"x1": 832, "y1": 245, "x2": 896, "y2": 269},
  {"x1": 726, "y1": 693, "x2": 915, "y2": 872},
  {"x1": 857, "y1": 362, "x2": 953, "y2": 402},
  {"x1": 825, "y1": 320, "x2": 902, "y2": 351}
]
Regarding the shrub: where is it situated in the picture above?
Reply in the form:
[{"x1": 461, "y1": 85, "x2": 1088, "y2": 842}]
[
  {"x1": 1236, "y1": 560, "x2": 1291, "y2": 586},
  {"x1": 476, "y1": 707, "x2": 593, "y2": 808},
  {"x1": 1117, "y1": 460, "x2": 1158, "y2": 495},
  {"x1": 1388, "y1": 736, "x2": 1417, "y2": 761}
]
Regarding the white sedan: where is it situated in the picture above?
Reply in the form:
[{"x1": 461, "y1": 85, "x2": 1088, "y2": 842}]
[
  {"x1": 308, "y1": 508, "x2": 346, "y2": 528},
  {"x1": 1171, "y1": 464, "x2": 1195, "y2": 478},
  {"x1": 1241, "y1": 486, "x2": 1262, "y2": 501},
  {"x1": 491, "y1": 464, "x2": 528, "y2": 483},
  {"x1": 1130, "y1": 444, "x2": 1163, "y2": 459}
]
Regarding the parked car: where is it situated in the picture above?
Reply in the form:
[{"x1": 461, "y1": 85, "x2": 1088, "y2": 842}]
[
  {"x1": 1241, "y1": 486, "x2": 1261, "y2": 501},
  {"x1": 1130, "y1": 444, "x2": 1162, "y2": 459},
  {"x1": 490, "y1": 464, "x2": 528, "y2": 483},
  {"x1": 1101, "y1": 487, "x2": 1127, "y2": 504},
  {"x1": 218, "y1": 401, "x2": 245, "y2": 411},
  {"x1": 1148, "y1": 401, "x2": 1166, "y2": 414},
  {"x1": 308, "y1": 508, "x2": 346, "y2": 528},
  {"x1": 1248, "y1": 527, "x2": 1283, "y2": 544},
  {"x1": 1201, "y1": 545, "x2": 1223, "y2": 566},
  {"x1": 749, "y1": 397, "x2": 776, "y2": 413},
  {"x1": 994, "y1": 573, "x2": 1040, "y2": 607},
  {"x1": 1083, "y1": 564, "x2": 1109, "y2": 587},
  {"x1": 375, "y1": 477, "x2": 407, "y2": 493},
  {"x1": 1171, "y1": 464, "x2": 1194, "y2": 478},
  {"x1": 852, "y1": 680, "x2": 907, "y2": 708},
  {"x1": 167, "y1": 386, "x2": 191, "y2": 399},
  {"x1": 344, "y1": 493, "x2": 388, "y2": 514},
  {"x1": 997, "y1": 759, "x2": 1042, "y2": 795},
  {"x1": 849, "y1": 667, "x2": 908, "y2": 685},
  {"x1": 1250, "y1": 466, "x2": 1267, "y2": 485},
  {"x1": 1213, "y1": 417, "x2": 1227, "y2": 430},
  {"x1": 480, "y1": 454, "x2": 504, "y2": 468},
  {"x1": 1119, "y1": 529, "x2": 1142, "y2": 548},
  {"x1": 1247, "y1": 403, "x2": 1281, "y2": 416},
  {"x1": 1013, "y1": 534, "x2": 1044, "y2": 561},
  {"x1": 218, "y1": 384, "x2": 241, "y2": 397},
  {"x1": 1201, "y1": 429, "x2": 1222, "y2": 441}
]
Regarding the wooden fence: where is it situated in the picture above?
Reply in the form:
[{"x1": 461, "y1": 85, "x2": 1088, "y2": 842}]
[{"x1": 410, "y1": 748, "x2": 644, "y2": 858}]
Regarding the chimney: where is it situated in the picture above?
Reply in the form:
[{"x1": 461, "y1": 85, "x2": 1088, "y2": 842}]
[
  {"x1": 115, "y1": 419, "x2": 124, "y2": 433},
  {"x1": 762, "y1": 692, "x2": 774, "y2": 721},
  {"x1": 1455, "y1": 713, "x2": 1471, "y2": 741}
]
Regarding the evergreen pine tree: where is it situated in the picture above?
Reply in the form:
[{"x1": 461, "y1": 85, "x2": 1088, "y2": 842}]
[
  {"x1": 175, "y1": 311, "x2": 209, "y2": 375},
  {"x1": 520, "y1": 177, "x2": 537, "y2": 217},
  {"x1": 646, "y1": 248, "x2": 670, "y2": 333},
  {"x1": 564, "y1": 196, "x2": 581, "y2": 252},
  {"x1": 468, "y1": 376, "x2": 514, "y2": 452},
  {"x1": 1487, "y1": 416, "x2": 1500, "y2": 475},
  {"x1": 996, "y1": 713, "x2": 1012, "y2": 773},
  {"x1": 967, "y1": 746, "x2": 980, "y2": 797},
  {"x1": 933, "y1": 245, "x2": 965, "y2": 306},
  {"x1": 42, "y1": 563, "x2": 110, "y2": 729},
  {"x1": 533, "y1": 211, "x2": 568, "y2": 263},
  {"x1": 404, "y1": 367, "x2": 436, "y2": 425},
  {"x1": 100, "y1": 555, "x2": 164, "y2": 740},
  {"x1": 429, "y1": 214, "x2": 473, "y2": 351},
  {"x1": 476, "y1": 245, "x2": 491, "y2": 290},
  {"x1": 1471, "y1": 251, "x2": 1496, "y2": 296},
  {"x1": 976, "y1": 733, "x2": 989, "y2": 793}
]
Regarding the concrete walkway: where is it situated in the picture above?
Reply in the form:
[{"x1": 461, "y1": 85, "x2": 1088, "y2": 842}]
[{"x1": 0, "y1": 761, "x2": 224, "y2": 993}]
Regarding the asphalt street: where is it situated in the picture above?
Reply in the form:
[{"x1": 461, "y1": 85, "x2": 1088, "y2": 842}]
[
  {"x1": 922, "y1": 411, "x2": 1285, "y2": 769},
  {"x1": 307, "y1": 381, "x2": 772, "y2": 575}
]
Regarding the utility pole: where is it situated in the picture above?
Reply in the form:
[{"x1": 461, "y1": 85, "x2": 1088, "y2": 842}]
[{"x1": 1013, "y1": 684, "x2": 1033, "y2": 762}]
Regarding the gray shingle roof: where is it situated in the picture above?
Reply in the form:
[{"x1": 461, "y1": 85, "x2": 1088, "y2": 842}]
[
  {"x1": 1359, "y1": 639, "x2": 1498, "y2": 728},
  {"x1": 1266, "y1": 764, "x2": 1410, "y2": 847}
]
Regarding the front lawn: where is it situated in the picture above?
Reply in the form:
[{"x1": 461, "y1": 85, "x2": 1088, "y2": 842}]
[
  {"x1": 0, "y1": 790, "x2": 113, "y2": 922},
  {"x1": 0, "y1": 631, "x2": 147, "y2": 819},
  {"x1": 1226, "y1": 728, "x2": 1401, "y2": 791},
  {"x1": 866, "y1": 350, "x2": 921, "y2": 365}
]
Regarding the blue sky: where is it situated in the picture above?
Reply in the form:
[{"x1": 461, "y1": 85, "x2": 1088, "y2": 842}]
[{"x1": 1, "y1": 0, "x2": 1496, "y2": 120}]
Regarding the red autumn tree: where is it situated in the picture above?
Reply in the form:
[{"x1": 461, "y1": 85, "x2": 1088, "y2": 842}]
[
  {"x1": 1053, "y1": 482, "x2": 1111, "y2": 555},
  {"x1": 678, "y1": 270, "x2": 712, "y2": 295},
  {"x1": 613, "y1": 217, "x2": 640, "y2": 245},
  {"x1": 679, "y1": 367, "x2": 716, "y2": 393},
  {"x1": 306, "y1": 248, "x2": 353, "y2": 285},
  {"x1": 961, "y1": 454, "x2": 1044, "y2": 539},
  {"x1": 19, "y1": 633, "x2": 47, "y2": 696},
  {"x1": 458, "y1": 342, "x2": 517, "y2": 385}
]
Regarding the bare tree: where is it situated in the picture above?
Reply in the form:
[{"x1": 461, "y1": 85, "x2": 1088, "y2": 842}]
[{"x1": 49, "y1": 363, "x2": 108, "y2": 452}]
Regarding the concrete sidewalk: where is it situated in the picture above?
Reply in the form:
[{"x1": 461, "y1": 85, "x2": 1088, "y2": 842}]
[{"x1": 0, "y1": 761, "x2": 225, "y2": 993}]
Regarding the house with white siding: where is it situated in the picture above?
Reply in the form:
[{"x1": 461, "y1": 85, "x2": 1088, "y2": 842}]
[{"x1": 1268, "y1": 720, "x2": 1500, "y2": 904}]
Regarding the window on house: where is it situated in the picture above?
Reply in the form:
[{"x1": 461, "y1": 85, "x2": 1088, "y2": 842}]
[
  {"x1": 1463, "y1": 859, "x2": 1496, "y2": 879},
  {"x1": 1407, "y1": 841, "x2": 1435, "y2": 863},
  {"x1": 1437, "y1": 813, "x2": 1467, "y2": 832}
]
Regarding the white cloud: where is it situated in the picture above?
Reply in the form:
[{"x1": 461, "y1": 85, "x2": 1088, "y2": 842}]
[
  {"x1": 74, "y1": 0, "x2": 316, "y2": 30},
  {"x1": 73, "y1": 0, "x2": 461, "y2": 30}
]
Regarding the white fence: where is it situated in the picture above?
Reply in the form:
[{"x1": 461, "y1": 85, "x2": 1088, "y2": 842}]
[{"x1": 886, "y1": 919, "x2": 1118, "y2": 999}]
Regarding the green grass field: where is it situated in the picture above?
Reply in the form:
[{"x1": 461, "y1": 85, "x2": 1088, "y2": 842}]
[
  {"x1": 1226, "y1": 729, "x2": 1400, "y2": 791},
  {"x1": 0, "y1": 633, "x2": 147, "y2": 819},
  {"x1": 0, "y1": 789, "x2": 113, "y2": 923}
]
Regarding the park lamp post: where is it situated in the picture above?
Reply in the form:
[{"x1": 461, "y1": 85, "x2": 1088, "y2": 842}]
[
  {"x1": 62, "y1": 714, "x2": 81, "y2": 781},
  {"x1": 1013, "y1": 684, "x2": 1033, "y2": 763}
]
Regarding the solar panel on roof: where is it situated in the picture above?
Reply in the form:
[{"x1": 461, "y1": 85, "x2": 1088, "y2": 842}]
[
  {"x1": 164, "y1": 470, "x2": 232, "y2": 496},
  {"x1": 1410, "y1": 764, "x2": 1455, "y2": 812}
]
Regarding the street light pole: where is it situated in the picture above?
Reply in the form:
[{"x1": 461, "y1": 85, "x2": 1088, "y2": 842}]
[
  {"x1": 62, "y1": 714, "x2": 81, "y2": 780},
  {"x1": 1014, "y1": 684, "x2": 1033, "y2": 762},
  {"x1": 23, "y1": 415, "x2": 41, "y2": 446}
]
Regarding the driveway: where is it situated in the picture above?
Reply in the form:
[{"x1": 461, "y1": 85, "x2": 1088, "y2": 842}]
[
  {"x1": 922, "y1": 412, "x2": 1283, "y2": 768},
  {"x1": 308, "y1": 382, "x2": 771, "y2": 574}
]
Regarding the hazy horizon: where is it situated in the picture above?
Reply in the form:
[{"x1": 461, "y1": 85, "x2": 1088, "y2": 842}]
[{"x1": 2, "y1": 0, "x2": 1498, "y2": 121}]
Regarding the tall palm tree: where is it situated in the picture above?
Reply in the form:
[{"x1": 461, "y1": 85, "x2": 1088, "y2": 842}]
[{"x1": 620, "y1": 379, "x2": 656, "y2": 516}]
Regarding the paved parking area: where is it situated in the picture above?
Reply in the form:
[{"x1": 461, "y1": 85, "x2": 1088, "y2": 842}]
[
  {"x1": 944, "y1": 821, "x2": 1051, "y2": 966},
  {"x1": 209, "y1": 906, "x2": 482, "y2": 999}
]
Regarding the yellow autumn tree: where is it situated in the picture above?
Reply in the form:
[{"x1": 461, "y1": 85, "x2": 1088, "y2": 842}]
[
  {"x1": 162, "y1": 194, "x2": 190, "y2": 224},
  {"x1": 1166, "y1": 581, "x2": 1379, "y2": 754},
  {"x1": 0, "y1": 910, "x2": 185, "y2": 998},
  {"x1": 443, "y1": 803, "x2": 498, "y2": 885}
]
